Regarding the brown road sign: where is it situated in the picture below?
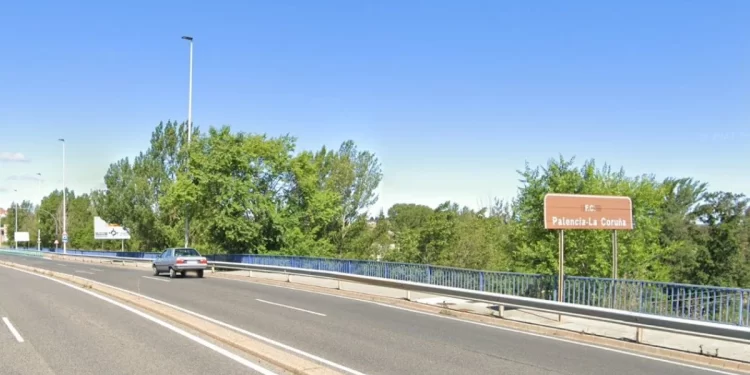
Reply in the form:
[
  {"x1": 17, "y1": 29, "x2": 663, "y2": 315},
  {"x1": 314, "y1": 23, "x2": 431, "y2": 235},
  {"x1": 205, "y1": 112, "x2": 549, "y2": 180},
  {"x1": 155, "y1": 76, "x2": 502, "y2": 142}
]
[{"x1": 544, "y1": 194, "x2": 633, "y2": 230}]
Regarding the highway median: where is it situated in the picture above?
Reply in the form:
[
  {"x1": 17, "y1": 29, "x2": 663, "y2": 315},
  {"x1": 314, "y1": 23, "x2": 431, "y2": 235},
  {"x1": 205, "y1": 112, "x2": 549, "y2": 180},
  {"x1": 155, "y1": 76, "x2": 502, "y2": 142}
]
[
  {"x1": 36, "y1": 252, "x2": 750, "y2": 374},
  {"x1": 0, "y1": 259, "x2": 347, "y2": 375}
]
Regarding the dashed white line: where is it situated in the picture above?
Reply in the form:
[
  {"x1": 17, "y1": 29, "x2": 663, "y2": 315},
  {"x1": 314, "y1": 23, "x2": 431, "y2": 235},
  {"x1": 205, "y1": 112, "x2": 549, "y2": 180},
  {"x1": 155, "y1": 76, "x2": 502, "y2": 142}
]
[
  {"x1": 2, "y1": 317, "x2": 24, "y2": 343},
  {"x1": 213, "y1": 276, "x2": 742, "y2": 375},
  {"x1": 255, "y1": 299, "x2": 327, "y2": 317},
  {"x1": 56, "y1": 264, "x2": 67, "y2": 267},
  {"x1": 142, "y1": 276, "x2": 170, "y2": 282},
  {"x1": 19, "y1": 270, "x2": 366, "y2": 375},
  {"x1": 0, "y1": 264, "x2": 279, "y2": 374},
  {"x1": 89, "y1": 268, "x2": 103, "y2": 272},
  {"x1": 75, "y1": 270, "x2": 95, "y2": 275}
]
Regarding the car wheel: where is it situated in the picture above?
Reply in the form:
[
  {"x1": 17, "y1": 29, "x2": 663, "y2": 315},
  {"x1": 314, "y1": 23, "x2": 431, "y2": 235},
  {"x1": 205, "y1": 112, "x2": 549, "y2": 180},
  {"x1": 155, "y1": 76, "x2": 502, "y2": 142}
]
[
  {"x1": 197, "y1": 270, "x2": 204, "y2": 278},
  {"x1": 169, "y1": 268, "x2": 176, "y2": 279},
  {"x1": 152, "y1": 265, "x2": 159, "y2": 276}
]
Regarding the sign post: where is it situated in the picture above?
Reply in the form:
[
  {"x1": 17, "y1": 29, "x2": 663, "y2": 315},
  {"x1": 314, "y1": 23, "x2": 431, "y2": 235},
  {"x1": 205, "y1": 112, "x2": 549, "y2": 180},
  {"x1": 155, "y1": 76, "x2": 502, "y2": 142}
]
[{"x1": 544, "y1": 194, "x2": 634, "y2": 308}]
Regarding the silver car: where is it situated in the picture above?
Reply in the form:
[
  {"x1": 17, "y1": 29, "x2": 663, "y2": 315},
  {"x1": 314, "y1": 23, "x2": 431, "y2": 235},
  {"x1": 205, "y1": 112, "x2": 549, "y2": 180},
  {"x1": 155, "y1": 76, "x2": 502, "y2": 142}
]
[{"x1": 152, "y1": 247, "x2": 207, "y2": 278}]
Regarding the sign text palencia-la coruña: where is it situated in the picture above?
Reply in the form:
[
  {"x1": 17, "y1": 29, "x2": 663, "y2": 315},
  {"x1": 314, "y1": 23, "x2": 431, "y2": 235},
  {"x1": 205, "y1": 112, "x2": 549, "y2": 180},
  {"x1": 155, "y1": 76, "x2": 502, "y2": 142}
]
[{"x1": 550, "y1": 215, "x2": 629, "y2": 228}]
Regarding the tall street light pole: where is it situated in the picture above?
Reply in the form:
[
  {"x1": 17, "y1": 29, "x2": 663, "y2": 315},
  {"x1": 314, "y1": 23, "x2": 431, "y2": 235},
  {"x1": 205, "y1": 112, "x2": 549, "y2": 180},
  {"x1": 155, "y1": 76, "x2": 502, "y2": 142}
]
[
  {"x1": 13, "y1": 189, "x2": 17, "y2": 249},
  {"x1": 182, "y1": 35, "x2": 194, "y2": 248},
  {"x1": 37, "y1": 173, "x2": 42, "y2": 251},
  {"x1": 59, "y1": 138, "x2": 67, "y2": 254}
]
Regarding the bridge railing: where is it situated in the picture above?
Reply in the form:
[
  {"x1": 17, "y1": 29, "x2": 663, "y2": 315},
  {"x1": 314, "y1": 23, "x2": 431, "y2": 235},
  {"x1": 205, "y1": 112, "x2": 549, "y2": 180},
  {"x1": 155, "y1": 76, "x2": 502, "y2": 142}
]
[{"x1": 31, "y1": 248, "x2": 750, "y2": 327}]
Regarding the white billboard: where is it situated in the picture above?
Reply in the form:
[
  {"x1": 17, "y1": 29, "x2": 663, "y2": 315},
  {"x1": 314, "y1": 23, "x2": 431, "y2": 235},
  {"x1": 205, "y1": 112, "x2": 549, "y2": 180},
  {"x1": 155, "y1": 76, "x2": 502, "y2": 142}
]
[
  {"x1": 14, "y1": 232, "x2": 30, "y2": 242},
  {"x1": 94, "y1": 216, "x2": 131, "y2": 240}
]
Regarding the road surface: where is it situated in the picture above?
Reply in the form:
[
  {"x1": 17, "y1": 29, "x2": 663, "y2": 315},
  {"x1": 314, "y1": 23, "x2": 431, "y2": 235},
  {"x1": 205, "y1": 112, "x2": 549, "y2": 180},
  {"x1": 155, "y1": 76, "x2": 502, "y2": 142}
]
[
  {"x1": 0, "y1": 261, "x2": 278, "y2": 375},
  {"x1": 0, "y1": 253, "x2": 738, "y2": 375}
]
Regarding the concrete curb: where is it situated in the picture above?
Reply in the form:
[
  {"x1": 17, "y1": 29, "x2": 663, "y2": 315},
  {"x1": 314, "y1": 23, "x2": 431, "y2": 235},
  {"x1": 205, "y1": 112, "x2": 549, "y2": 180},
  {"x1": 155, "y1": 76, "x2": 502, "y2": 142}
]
[
  {"x1": 38, "y1": 254, "x2": 750, "y2": 373},
  {"x1": 209, "y1": 272, "x2": 750, "y2": 374},
  {"x1": 0, "y1": 260, "x2": 345, "y2": 375}
]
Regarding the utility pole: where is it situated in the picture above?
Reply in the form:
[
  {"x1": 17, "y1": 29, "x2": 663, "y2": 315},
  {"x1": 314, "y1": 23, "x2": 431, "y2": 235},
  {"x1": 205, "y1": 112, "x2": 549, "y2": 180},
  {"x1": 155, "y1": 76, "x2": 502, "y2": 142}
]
[
  {"x1": 182, "y1": 35, "x2": 194, "y2": 248},
  {"x1": 37, "y1": 173, "x2": 42, "y2": 251},
  {"x1": 59, "y1": 138, "x2": 67, "y2": 254},
  {"x1": 13, "y1": 189, "x2": 17, "y2": 249}
]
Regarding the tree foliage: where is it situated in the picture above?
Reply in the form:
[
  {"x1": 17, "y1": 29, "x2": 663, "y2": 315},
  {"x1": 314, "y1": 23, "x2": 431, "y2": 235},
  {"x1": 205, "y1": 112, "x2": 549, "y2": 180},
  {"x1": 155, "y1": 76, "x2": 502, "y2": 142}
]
[{"x1": 14, "y1": 122, "x2": 750, "y2": 288}]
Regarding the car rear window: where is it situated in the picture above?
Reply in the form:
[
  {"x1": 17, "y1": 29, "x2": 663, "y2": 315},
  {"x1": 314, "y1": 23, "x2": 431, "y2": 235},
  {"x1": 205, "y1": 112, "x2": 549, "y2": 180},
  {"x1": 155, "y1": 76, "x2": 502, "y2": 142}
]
[{"x1": 174, "y1": 248, "x2": 201, "y2": 257}]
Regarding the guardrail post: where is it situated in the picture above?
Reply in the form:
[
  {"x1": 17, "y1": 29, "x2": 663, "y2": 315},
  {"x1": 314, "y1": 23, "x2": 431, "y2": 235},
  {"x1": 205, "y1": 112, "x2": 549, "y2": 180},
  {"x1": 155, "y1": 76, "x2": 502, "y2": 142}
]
[
  {"x1": 636, "y1": 327, "x2": 644, "y2": 343},
  {"x1": 739, "y1": 292, "x2": 744, "y2": 326},
  {"x1": 498, "y1": 305, "x2": 505, "y2": 318}
]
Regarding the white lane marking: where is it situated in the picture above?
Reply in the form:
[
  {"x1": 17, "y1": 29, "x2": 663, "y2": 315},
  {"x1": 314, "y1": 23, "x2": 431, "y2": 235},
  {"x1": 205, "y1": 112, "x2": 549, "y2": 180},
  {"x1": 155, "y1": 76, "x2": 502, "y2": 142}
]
[
  {"x1": 55, "y1": 264, "x2": 67, "y2": 267},
  {"x1": 0, "y1": 265, "x2": 279, "y2": 375},
  {"x1": 255, "y1": 299, "x2": 327, "y2": 317},
  {"x1": 89, "y1": 268, "x2": 103, "y2": 272},
  {"x1": 18, "y1": 262, "x2": 737, "y2": 375},
  {"x1": 2, "y1": 317, "x2": 24, "y2": 343},
  {"x1": 75, "y1": 270, "x2": 95, "y2": 275},
  {"x1": 213, "y1": 277, "x2": 742, "y2": 375},
  {"x1": 29, "y1": 272, "x2": 367, "y2": 375},
  {"x1": 142, "y1": 276, "x2": 170, "y2": 283}
]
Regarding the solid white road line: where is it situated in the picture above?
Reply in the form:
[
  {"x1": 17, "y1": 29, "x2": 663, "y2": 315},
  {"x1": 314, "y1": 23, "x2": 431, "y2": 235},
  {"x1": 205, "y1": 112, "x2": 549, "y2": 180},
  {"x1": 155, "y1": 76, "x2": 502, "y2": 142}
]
[
  {"x1": 19, "y1": 258, "x2": 745, "y2": 374},
  {"x1": 255, "y1": 299, "x2": 327, "y2": 317},
  {"x1": 142, "y1": 276, "x2": 170, "y2": 282},
  {"x1": 36, "y1": 272, "x2": 367, "y2": 375},
  {"x1": 215, "y1": 276, "x2": 743, "y2": 375},
  {"x1": 2, "y1": 317, "x2": 24, "y2": 343},
  {"x1": 0, "y1": 265, "x2": 279, "y2": 375},
  {"x1": 75, "y1": 270, "x2": 95, "y2": 275}
]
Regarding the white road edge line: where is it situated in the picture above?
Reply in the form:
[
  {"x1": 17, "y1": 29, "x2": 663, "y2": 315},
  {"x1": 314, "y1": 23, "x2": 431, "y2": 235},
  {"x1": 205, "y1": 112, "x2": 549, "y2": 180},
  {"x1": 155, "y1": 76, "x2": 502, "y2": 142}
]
[
  {"x1": 214, "y1": 275, "x2": 743, "y2": 375},
  {"x1": 142, "y1": 276, "x2": 170, "y2": 282},
  {"x1": 2, "y1": 317, "x2": 24, "y2": 343},
  {"x1": 255, "y1": 299, "x2": 327, "y2": 317},
  {"x1": 24, "y1": 258, "x2": 740, "y2": 375},
  {"x1": 0, "y1": 265, "x2": 278, "y2": 375},
  {"x1": 0, "y1": 263, "x2": 365, "y2": 375},
  {"x1": 33, "y1": 270, "x2": 366, "y2": 375}
]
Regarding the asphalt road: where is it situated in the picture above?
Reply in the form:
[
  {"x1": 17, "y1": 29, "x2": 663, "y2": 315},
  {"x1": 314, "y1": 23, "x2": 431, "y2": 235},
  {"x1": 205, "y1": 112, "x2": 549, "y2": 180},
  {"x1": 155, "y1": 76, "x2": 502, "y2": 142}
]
[
  {"x1": 0, "y1": 253, "x2": 737, "y2": 375},
  {"x1": 0, "y1": 261, "x2": 277, "y2": 375}
]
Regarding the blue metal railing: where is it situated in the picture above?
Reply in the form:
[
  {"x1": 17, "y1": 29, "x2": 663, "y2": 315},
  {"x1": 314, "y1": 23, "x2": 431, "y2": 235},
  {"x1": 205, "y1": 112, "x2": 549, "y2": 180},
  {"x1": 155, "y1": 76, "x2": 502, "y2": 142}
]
[{"x1": 18, "y1": 248, "x2": 750, "y2": 327}]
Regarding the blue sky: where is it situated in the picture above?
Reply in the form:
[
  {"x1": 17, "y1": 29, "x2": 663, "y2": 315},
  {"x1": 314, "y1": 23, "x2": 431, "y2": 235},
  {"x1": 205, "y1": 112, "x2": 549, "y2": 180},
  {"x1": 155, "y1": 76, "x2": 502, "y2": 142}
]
[{"x1": 1, "y1": 0, "x2": 749, "y2": 215}]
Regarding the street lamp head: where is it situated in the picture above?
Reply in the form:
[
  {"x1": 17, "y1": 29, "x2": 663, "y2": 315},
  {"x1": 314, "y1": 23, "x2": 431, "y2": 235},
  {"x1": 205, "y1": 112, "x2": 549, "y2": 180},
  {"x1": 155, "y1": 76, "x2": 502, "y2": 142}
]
[
  {"x1": 182, "y1": 36, "x2": 193, "y2": 41},
  {"x1": 58, "y1": 138, "x2": 65, "y2": 142}
]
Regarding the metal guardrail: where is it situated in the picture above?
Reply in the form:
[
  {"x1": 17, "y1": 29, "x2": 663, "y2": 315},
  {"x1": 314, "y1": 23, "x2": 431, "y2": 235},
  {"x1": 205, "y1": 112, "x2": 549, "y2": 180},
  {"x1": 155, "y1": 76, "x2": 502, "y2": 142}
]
[
  {"x1": 41, "y1": 248, "x2": 750, "y2": 327},
  {"x1": 15, "y1": 250, "x2": 750, "y2": 344},
  {"x1": 0, "y1": 249, "x2": 45, "y2": 257}
]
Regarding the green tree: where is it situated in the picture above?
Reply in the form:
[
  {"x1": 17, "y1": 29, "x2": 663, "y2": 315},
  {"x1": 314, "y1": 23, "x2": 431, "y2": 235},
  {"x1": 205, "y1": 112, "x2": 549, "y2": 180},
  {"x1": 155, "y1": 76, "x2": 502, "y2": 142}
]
[{"x1": 5, "y1": 200, "x2": 35, "y2": 248}]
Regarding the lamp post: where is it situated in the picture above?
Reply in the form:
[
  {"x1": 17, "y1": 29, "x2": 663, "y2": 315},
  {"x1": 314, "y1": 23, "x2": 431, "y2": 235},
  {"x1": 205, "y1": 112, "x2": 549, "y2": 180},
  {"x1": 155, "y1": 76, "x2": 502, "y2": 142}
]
[
  {"x1": 37, "y1": 173, "x2": 42, "y2": 251},
  {"x1": 182, "y1": 35, "x2": 194, "y2": 248},
  {"x1": 13, "y1": 189, "x2": 17, "y2": 249},
  {"x1": 59, "y1": 138, "x2": 67, "y2": 254}
]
